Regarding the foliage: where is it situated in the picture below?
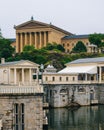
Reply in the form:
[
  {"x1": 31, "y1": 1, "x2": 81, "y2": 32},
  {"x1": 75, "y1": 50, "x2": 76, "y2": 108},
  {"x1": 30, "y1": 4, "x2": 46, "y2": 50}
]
[
  {"x1": 89, "y1": 33, "x2": 104, "y2": 48},
  {"x1": 23, "y1": 45, "x2": 35, "y2": 53},
  {"x1": 0, "y1": 38, "x2": 15, "y2": 59},
  {"x1": 43, "y1": 43, "x2": 65, "y2": 52},
  {"x1": 72, "y1": 41, "x2": 87, "y2": 53}
]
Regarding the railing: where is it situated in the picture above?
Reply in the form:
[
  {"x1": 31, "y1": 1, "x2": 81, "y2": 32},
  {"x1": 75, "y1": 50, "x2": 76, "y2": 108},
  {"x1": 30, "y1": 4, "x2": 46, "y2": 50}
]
[{"x1": 0, "y1": 85, "x2": 43, "y2": 94}]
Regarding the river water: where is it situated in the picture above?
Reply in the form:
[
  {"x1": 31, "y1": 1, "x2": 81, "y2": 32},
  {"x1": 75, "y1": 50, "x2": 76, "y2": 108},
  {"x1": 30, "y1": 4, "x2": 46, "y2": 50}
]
[{"x1": 47, "y1": 105, "x2": 104, "y2": 130}]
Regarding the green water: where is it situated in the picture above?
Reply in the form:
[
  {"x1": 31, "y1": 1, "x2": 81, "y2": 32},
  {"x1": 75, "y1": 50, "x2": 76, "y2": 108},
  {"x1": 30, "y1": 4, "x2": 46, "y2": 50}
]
[{"x1": 47, "y1": 105, "x2": 104, "y2": 130}]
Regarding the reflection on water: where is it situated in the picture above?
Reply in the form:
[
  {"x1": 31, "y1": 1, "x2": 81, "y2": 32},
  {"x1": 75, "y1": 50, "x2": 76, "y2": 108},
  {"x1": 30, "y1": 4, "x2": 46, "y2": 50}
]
[{"x1": 47, "y1": 106, "x2": 104, "y2": 130}]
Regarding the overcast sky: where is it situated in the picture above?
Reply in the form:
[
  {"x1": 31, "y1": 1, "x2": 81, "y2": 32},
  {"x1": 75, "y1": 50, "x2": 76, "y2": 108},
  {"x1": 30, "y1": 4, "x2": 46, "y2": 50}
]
[{"x1": 0, "y1": 0, "x2": 104, "y2": 38}]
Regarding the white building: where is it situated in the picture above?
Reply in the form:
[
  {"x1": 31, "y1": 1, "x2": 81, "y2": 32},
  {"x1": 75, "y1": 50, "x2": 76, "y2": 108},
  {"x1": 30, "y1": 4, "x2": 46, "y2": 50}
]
[
  {"x1": 43, "y1": 57, "x2": 104, "y2": 107},
  {"x1": 0, "y1": 58, "x2": 46, "y2": 130}
]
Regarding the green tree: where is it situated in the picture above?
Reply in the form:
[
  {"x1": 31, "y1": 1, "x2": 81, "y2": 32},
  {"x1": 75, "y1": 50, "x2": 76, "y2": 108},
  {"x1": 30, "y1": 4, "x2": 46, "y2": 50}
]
[
  {"x1": 56, "y1": 44, "x2": 65, "y2": 52},
  {"x1": 72, "y1": 41, "x2": 87, "y2": 53},
  {"x1": 0, "y1": 38, "x2": 15, "y2": 59},
  {"x1": 89, "y1": 33, "x2": 104, "y2": 48},
  {"x1": 23, "y1": 45, "x2": 35, "y2": 53}
]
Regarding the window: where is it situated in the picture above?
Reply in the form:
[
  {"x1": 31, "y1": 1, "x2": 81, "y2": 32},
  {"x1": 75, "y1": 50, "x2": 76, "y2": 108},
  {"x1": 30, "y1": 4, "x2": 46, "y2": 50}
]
[
  {"x1": 52, "y1": 77, "x2": 55, "y2": 81},
  {"x1": 14, "y1": 103, "x2": 24, "y2": 130},
  {"x1": 15, "y1": 104, "x2": 19, "y2": 130},
  {"x1": 66, "y1": 77, "x2": 68, "y2": 81},
  {"x1": 63, "y1": 43, "x2": 65, "y2": 47},
  {"x1": 45, "y1": 77, "x2": 48, "y2": 81},
  {"x1": 67, "y1": 43, "x2": 69, "y2": 47},
  {"x1": 59, "y1": 77, "x2": 62, "y2": 81},
  {"x1": 21, "y1": 104, "x2": 24, "y2": 130},
  {"x1": 73, "y1": 77, "x2": 75, "y2": 81}
]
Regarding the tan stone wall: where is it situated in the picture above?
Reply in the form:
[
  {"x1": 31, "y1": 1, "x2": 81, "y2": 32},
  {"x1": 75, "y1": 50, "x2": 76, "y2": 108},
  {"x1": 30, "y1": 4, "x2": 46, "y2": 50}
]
[
  {"x1": 0, "y1": 94, "x2": 43, "y2": 130},
  {"x1": 43, "y1": 73, "x2": 78, "y2": 84},
  {"x1": 48, "y1": 29, "x2": 66, "y2": 44},
  {"x1": 61, "y1": 38, "x2": 89, "y2": 53}
]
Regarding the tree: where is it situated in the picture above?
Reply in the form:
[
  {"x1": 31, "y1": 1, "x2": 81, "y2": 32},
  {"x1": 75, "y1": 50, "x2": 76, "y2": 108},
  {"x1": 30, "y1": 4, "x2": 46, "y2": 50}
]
[
  {"x1": 0, "y1": 38, "x2": 15, "y2": 59},
  {"x1": 72, "y1": 41, "x2": 87, "y2": 53},
  {"x1": 0, "y1": 28, "x2": 2, "y2": 39},
  {"x1": 89, "y1": 33, "x2": 104, "y2": 48},
  {"x1": 23, "y1": 45, "x2": 35, "y2": 53},
  {"x1": 56, "y1": 44, "x2": 65, "y2": 52}
]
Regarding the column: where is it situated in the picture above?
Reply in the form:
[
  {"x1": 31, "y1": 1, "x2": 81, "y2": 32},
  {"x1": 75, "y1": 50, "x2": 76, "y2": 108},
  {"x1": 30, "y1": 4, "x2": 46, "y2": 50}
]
[
  {"x1": 20, "y1": 33, "x2": 23, "y2": 52},
  {"x1": 22, "y1": 68, "x2": 24, "y2": 84},
  {"x1": 44, "y1": 32, "x2": 47, "y2": 47},
  {"x1": 8, "y1": 69, "x2": 10, "y2": 84},
  {"x1": 35, "y1": 32, "x2": 37, "y2": 49},
  {"x1": 29, "y1": 68, "x2": 32, "y2": 84},
  {"x1": 99, "y1": 66, "x2": 102, "y2": 83},
  {"x1": 16, "y1": 33, "x2": 19, "y2": 53},
  {"x1": 39, "y1": 32, "x2": 42, "y2": 48},
  {"x1": 14, "y1": 68, "x2": 17, "y2": 84},
  {"x1": 85, "y1": 74, "x2": 87, "y2": 81},
  {"x1": 25, "y1": 33, "x2": 27, "y2": 46},
  {"x1": 30, "y1": 33, "x2": 32, "y2": 45}
]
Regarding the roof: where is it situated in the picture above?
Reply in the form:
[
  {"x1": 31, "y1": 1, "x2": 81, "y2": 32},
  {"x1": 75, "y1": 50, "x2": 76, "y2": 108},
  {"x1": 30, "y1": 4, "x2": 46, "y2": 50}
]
[
  {"x1": 14, "y1": 19, "x2": 73, "y2": 35},
  {"x1": 58, "y1": 66, "x2": 97, "y2": 74},
  {"x1": 0, "y1": 60, "x2": 39, "y2": 67},
  {"x1": 66, "y1": 57, "x2": 104, "y2": 65},
  {"x1": 62, "y1": 34, "x2": 89, "y2": 40}
]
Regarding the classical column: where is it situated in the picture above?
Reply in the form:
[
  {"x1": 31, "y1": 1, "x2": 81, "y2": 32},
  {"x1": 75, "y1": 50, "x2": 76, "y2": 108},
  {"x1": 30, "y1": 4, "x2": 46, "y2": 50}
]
[
  {"x1": 20, "y1": 33, "x2": 23, "y2": 52},
  {"x1": 99, "y1": 66, "x2": 102, "y2": 83},
  {"x1": 85, "y1": 74, "x2": 87, "y2": 81},
  {"x1": 44, "y1": 32, "x2": 47, "y2": 47},
  {"x1": 14, "y1": 68, "x2": 17, "y2": 84},
  {"x1": 22, "y1": 68, "x2": 24, "y2": 84},
  {"x1": 39, "y1": 32, "x2": 42, "y2": 48},
  {"x1": 35, "y1": 32, "x2": 37, "y2": 49},
  {"x1": 30, "y1": 33, "x2": 32, "y2": 45},
  {"x1": 25, "y1": 33, "x2": 27, "y2": 45},
  {"x1": 16, "y1": 33, "x2": 19, "y2": 53},
  {"x1": 29, "y1": 68, "x2": 32, "y2": 84},
  {"x1": 8, "y1": 69, "x2": 10, "y2": 84}
]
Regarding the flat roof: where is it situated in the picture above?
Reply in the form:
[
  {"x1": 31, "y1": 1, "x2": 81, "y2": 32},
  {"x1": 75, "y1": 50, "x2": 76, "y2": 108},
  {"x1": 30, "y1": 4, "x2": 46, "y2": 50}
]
[
  {"x1": 66, "y1": 57, "x2": 104, "y2": 65},
  {"x1": 62, "y1": 34, "x2": 89, "y2": 40}
]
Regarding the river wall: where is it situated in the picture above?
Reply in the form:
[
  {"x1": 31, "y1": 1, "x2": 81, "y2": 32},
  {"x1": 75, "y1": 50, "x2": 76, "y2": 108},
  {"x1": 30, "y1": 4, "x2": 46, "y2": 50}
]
[{"x1": 44, "y1": 84, "x2": 104, "y2": 107}]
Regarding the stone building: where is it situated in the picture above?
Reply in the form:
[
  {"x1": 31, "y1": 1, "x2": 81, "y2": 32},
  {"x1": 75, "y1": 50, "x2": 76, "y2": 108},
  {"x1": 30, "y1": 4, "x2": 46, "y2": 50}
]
[
  {"x1": 61, "y1": 34, "x2": 97, "y2": 53},
  {"x1": 10, "y1": 18, "x2": 98, "y2": 53},
  {"x1": 14, "y1": 17, "x2": 72, "y2": 53},
  {"x1": 0, "y1": 58, "x2": 46, "y2": 130},
  {"x1": 43, "y1": 57, "x2": 104, "y2": 107}
]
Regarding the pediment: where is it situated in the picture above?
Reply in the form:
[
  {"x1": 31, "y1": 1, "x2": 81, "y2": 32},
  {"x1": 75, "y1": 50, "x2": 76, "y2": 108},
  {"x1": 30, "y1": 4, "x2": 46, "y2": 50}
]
[
  {"x1": 15, "y1": 60, "x2": 39, "y2": 67},
  {"x1": 15, "y1": 20, "x2": 50, "y2": 29}
]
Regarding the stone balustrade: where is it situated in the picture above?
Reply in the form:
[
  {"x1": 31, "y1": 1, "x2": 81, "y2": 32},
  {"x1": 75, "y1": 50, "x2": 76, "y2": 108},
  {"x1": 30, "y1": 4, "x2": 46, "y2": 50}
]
[{"x1": 0, "y1": 85, "x2": 43, "y2": 94}]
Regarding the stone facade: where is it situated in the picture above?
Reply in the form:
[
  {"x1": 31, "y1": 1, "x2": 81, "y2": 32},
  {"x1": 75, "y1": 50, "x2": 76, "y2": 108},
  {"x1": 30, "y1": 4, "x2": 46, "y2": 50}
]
[
  {"x1": 44, "y1": 84, "x2": 99, "y2": 107},
  {"x1": 14, "y1": 18, "x2": 72, "y2": 53},
  {"x1": 43, "y1": 57, "x2": 104, "y2": 107},
  {"x1": 0, "y1": 59, "x2": 46, "y2": 130},
  {"x1": 0, "y1": 93, "x2": 43, "y2": 130}
]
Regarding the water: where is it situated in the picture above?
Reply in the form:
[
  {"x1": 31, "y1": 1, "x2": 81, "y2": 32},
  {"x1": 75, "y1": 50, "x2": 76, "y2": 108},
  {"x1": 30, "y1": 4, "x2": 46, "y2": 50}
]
[{"x1": 47, "y1": 105, "x2": 104, "y2": 130}]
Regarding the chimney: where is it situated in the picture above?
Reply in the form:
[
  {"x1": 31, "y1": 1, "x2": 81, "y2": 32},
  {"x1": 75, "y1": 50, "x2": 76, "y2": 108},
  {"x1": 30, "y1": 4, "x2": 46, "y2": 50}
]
[{"x1": 1, "y1": 58, "x2": 5, "y2": 64}]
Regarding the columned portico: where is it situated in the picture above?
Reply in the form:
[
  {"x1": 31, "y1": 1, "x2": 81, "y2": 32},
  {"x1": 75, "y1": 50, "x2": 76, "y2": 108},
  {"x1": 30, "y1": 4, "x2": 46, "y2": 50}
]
[{"x1": 16, "y1": 31, "x2": 50, "y2": 52}]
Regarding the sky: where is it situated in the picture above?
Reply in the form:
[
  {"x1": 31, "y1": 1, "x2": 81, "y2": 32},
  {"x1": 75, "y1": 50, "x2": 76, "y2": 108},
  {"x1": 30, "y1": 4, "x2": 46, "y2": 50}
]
[{"x1": 0, "y1": 0, "x2": 104, "y2": 38}]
